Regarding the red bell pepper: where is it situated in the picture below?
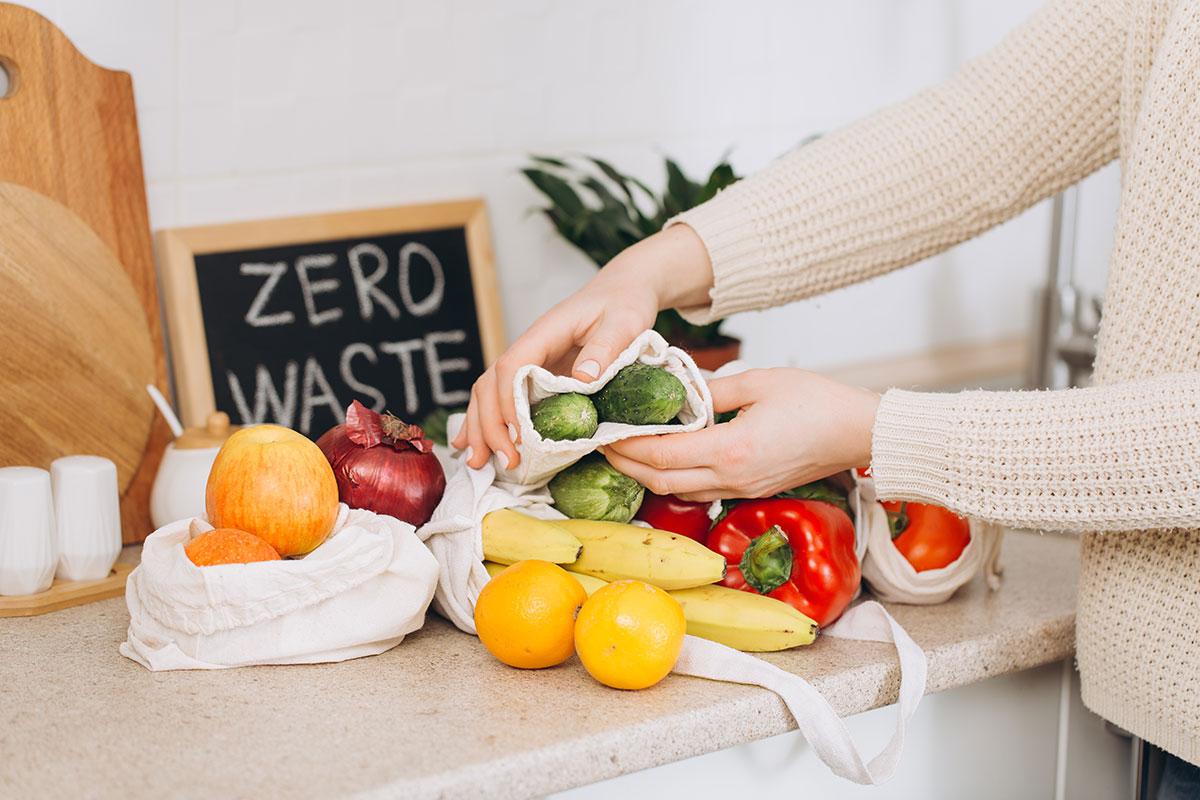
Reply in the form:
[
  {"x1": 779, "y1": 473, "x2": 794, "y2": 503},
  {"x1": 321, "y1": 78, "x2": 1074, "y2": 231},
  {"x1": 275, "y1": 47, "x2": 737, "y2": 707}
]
[
  {"x1": 634, "y1": 491, "x2": 712, "y2": 543},
  {"x1": 706, "y1": 498, "x2": 860, "y2": 627}
]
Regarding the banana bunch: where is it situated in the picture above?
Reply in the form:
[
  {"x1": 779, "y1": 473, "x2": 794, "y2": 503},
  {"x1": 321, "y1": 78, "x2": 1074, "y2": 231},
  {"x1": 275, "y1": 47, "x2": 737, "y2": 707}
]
[
  {"x1": 481, "y1": 512, "x2": 725, "y2": 590},
  {"x1": 480, "y1": 510, "x2": 818, "y2": 651}
]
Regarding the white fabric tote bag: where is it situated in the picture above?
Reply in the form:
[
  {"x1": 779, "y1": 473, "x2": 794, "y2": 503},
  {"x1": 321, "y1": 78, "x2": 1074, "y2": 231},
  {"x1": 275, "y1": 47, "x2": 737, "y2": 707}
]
[
  {"x1": 854, "y1": 473, "x2": 1005, "y2": 604},
  {"x1": 418, "y1": 331, "x2": 929, "y2": 786},
  {"x1": 121, "y1": 504, "x2": 439, "y2": 671}
]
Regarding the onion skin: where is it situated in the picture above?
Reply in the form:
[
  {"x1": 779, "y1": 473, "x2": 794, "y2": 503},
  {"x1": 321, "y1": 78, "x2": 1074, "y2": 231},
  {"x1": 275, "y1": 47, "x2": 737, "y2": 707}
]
[{"x1": 316, "y1": 424, "x2": 446, "y2": 527}]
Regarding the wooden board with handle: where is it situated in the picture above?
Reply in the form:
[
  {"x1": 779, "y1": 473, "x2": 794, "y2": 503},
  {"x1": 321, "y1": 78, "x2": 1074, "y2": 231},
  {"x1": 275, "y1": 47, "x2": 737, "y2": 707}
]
[
  {"x1": 0, "y1": 184, "x2": 157, "y2": 492},
  {"x1": 0, "y1": 3, "x2": 168, "y2": 542}
]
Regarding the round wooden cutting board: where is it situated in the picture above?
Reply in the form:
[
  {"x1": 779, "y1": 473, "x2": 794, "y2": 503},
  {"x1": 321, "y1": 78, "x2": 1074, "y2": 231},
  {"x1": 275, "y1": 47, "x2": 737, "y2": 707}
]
[{"x1": 0, "y1": 182, "x2": 155, "y2": 492}]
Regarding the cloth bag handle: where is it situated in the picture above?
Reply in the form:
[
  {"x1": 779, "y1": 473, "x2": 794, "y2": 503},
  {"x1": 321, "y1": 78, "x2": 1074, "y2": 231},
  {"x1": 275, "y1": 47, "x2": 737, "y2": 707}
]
[{"x1": 672, "y1": 600, "x2": 927, "y2": 785}]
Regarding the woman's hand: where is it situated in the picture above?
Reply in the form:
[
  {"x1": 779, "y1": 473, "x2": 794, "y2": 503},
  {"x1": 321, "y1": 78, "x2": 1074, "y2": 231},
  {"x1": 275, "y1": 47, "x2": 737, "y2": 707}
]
[
  {"x1": 601, "y1": 368, "x2": 880, "y2": 501},
  {"x1": 453, "y1": 224, "x2": 713, "y2": 469}
]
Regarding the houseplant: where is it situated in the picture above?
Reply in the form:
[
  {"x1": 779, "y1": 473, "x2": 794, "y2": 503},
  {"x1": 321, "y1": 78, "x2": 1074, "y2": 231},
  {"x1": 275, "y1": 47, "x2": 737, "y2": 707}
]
[{"x1": 522, "y1": 154, "x2": 742, "y2": 370}]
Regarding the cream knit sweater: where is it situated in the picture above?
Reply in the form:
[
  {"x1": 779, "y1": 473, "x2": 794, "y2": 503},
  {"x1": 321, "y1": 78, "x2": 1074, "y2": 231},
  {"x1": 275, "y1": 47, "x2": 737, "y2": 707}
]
[{"x1": 674, "y1": 0, "x2": 1200, "y2": 764}]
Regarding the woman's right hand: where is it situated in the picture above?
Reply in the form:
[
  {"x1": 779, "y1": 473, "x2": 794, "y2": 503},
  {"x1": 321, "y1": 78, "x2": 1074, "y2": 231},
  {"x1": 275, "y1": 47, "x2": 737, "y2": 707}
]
[{"x1": 452, "y1": 224, "x2": 713, "y2": 469}]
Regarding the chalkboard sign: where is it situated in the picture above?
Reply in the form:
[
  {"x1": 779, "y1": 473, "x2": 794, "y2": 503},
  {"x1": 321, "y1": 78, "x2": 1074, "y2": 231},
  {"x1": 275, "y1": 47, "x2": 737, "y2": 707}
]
[{"x1": 157, "y1": 201, "x2": 504, "y2": 436}]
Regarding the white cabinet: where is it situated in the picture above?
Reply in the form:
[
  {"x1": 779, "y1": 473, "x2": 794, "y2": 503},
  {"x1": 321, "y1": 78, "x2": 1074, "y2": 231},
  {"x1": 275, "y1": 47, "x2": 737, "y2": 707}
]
[{"x1": 555, "y1": 661, "x2": 1131, "y2": 800}]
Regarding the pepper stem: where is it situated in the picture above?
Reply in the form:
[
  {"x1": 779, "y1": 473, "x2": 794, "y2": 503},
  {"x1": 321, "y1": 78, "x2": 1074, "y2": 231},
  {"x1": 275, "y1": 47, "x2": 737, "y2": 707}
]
[
  {"x1": 739, "y1": 525, "x2": 793, "y2": 595},
  {"x1": 887, "y1": 502, "x2": 910, "y2": 539}
]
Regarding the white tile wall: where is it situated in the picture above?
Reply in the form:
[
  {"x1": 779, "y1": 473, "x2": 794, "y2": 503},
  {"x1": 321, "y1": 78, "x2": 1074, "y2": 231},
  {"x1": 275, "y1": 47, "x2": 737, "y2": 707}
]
[{"x1": 13, "y1": 0, "x2": 1116, "y2": 372}]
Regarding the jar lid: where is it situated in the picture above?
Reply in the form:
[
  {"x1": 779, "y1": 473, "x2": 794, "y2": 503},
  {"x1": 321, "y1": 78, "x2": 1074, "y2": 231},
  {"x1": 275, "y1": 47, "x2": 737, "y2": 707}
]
[{"x1": 175, "y1": 412, "x2": 238, "y2": 450}]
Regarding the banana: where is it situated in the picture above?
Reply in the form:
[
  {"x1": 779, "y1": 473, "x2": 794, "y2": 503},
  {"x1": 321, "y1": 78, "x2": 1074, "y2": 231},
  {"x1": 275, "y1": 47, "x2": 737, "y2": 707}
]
[
  {"x1": 481, "y1": 509, "x2": 582, "y2": 565},
  {"x1": 670, "y1": 584, "x2": 819, "y2": 651},
  {"x1": 556, "y1": 519, "x2": 726, "y2": 591},
  {"x1": 483, "y1": 560, "x2": 608, "y2": 595}
]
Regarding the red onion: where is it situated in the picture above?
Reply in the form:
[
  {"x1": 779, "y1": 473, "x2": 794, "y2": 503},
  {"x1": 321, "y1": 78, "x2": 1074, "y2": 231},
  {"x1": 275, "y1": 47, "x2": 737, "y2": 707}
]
[{"x1": 316, "y1": 400, "x2": 446, "y2": 527}]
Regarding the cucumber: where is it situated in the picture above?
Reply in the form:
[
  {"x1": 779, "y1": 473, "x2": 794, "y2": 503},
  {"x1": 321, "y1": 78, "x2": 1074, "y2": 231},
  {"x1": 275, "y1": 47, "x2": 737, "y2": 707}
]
[
  {"x1": 531, "y1": 392, "x2": 599, "y2": 441},
  {"x1": 548, "y1": 454, "x2": 645, "y2": 523},
  {"x1": 593, "y1": 364, "x2": 686, "y2": 425}
]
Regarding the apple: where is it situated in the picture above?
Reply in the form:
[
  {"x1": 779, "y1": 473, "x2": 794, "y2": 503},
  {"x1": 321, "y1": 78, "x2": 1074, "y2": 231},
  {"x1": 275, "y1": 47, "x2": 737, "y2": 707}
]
[{"x1": 205, "y1": 424, "x2": 339, "y2": 557}]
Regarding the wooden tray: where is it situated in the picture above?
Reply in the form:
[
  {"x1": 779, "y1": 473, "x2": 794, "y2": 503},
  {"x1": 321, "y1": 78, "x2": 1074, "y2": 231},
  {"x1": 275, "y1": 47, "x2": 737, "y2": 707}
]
[
  {"x1": 0, "y1": 563, "x2": 133, "y2": 618},
  {"x1": 0, "y1": 3, "x2": 169, "y2": 543}
]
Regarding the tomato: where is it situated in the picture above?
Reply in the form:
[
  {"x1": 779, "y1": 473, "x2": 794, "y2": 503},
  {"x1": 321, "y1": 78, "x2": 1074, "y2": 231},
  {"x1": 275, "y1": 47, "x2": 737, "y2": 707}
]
[{"x1": 883, "y1": 501, "x2": 970, "y2": 571}]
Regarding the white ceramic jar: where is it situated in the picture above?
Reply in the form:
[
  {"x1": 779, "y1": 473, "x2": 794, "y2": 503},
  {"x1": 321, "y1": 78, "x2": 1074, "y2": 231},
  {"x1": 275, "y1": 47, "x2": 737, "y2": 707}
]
[
  {"x1": 51, "y1": 455, "x2": 121, "y2": 581},
  {"x1": 0, "y1": 466, "x2": 57, "y2": 596},
  {"x1": 150, "y1": 443, "x2": 220, "y2": 529},
  {"x1": 149, "y1": 412, "x2": 235, "y2": 529}
]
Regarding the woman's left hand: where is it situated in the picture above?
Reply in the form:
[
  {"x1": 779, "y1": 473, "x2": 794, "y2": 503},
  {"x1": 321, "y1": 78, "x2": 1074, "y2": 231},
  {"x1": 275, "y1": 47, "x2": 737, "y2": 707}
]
[{"x1": 601, "y1": 368, "x2": 880, "y2": 502}]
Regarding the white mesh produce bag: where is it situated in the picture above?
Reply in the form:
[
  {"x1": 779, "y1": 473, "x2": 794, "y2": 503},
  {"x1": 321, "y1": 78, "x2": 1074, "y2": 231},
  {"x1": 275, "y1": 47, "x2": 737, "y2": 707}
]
[
  {"x1": 418, "y1": 330, "x2": 930, "y2": 786},
  {"x1": 854, "y1": 473, "x2": 1005, "y2": 604},
  {"x1": 121, "y1": 504, "x2": 438, "y2": 671}
]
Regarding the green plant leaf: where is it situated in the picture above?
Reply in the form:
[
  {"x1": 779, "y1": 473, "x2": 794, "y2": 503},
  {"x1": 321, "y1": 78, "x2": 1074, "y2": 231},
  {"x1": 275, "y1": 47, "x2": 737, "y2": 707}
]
[
  {"x1": 522, "y1": 167, "x2": 586, "y2": 218},
  {"x1": 541, "y1": 207, "x2": 574, "y2": 241},
  {"x1": 588, "y1": 156, "x2": 656, "y2": 209},
  {"x1": 701, "y1": 162, "x2": 737, "y2": 203},
  {"x1": 581, "y1": 174, "x2": 628, "y2": 213},
  {"x1": 523, "y1": 151, "x2": 742, "y2": 343},
  {"x1": 664, "y1": 159, "x2": 702, "y2": 214},
  {"x1": 582, "y1": 181, "x2": 644, "y2": 239},
  {"x1": 530, "y1": 154, "x2": 570, "y2": 168},
  {"x1": 580, "y1": 215, "x2": 630, "y2": 265}
]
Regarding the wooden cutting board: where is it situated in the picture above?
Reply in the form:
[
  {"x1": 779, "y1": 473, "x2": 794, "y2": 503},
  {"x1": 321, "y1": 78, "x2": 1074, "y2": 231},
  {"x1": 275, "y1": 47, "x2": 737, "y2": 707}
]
[
  {"x1": 0, "y1": 3, "x2": 169, "y2": 542},
  {"x1": 0, "y1": 184, "x2": 156, "y2": 492}
]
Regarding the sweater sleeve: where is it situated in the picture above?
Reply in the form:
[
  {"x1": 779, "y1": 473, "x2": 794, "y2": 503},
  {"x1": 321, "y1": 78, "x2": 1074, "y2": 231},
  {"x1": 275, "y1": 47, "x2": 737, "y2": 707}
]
[
  {"x1": 671, "y1": 0, "x2": 1123, "y2": 324},
  {"x1": 870, "y1": 374, "x2": 1200, "y2": 532}
]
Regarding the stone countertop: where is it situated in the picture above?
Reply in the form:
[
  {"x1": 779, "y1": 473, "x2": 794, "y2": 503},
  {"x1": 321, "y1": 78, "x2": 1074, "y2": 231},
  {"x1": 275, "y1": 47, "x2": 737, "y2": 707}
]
[{"x1": 0, "y1": 531, "x2": 1078, "y2": 800}]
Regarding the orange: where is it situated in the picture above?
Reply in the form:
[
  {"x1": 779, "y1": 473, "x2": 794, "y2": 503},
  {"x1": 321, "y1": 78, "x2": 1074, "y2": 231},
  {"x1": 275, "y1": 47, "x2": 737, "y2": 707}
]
[
  {"x1": 574, "y1": 579, "x2": 686, "y2": 690},
  {"x1": 185, "y1": 528, "x2": 281, "y2": 566},
  {"x1": 474, "y1": 560, "x2": 587, "y2": 669}
]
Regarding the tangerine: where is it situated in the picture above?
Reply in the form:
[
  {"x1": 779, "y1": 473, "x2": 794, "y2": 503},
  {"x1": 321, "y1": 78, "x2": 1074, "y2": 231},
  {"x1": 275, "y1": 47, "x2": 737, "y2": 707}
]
[{"x1": 474, "y1": 560, "x2": 587, "y2": 669}]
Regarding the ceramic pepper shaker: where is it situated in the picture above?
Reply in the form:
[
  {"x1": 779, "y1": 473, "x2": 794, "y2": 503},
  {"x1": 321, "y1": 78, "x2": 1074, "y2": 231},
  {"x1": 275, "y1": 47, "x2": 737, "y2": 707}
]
[
  {"x1": 0, "y1": 467, "x2": 57, "y2": 596},
  {"x1": 51, "y1": 455, "x2": 121, "y2": 581}
]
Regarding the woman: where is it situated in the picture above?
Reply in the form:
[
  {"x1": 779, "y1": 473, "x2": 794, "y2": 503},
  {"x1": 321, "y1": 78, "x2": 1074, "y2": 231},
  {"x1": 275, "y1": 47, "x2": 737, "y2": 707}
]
[{"x1": 456, "y1": 0, "x2": 1200, "y2": 788}]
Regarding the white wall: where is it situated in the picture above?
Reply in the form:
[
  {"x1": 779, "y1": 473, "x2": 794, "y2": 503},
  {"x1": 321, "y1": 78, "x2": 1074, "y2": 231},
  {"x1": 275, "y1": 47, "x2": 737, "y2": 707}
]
[{"x1": 16, "y1": 0, "x2": 1117, "y2": 372}]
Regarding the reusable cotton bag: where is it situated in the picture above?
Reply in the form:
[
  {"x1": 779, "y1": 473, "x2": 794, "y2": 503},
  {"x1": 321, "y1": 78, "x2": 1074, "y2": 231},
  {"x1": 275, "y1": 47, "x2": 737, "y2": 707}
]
[
  {"x1": 418, "y1": 330, "x2": 928, "y2": 786},
  {"x1": 121, "y1": 504, "x2": 438, "y2": 671},
  {"x1": 853, "y1": 472, "x2": 1005, "y2": 604}
]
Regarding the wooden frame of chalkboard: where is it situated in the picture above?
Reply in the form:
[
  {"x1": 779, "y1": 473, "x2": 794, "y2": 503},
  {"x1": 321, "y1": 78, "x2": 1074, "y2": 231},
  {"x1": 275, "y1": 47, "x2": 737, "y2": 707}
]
[{"x1": 155, "y1": 200, "x2": 504, "y2": 436}]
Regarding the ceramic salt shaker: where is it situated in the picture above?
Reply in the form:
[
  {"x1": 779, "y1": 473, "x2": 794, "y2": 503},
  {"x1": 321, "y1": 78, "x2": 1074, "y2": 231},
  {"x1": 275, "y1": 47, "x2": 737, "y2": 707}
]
[
  {"x1": 0, "y1": 466, "x2": 57, "y2": 596},
  {"x1": 150, "y1": 412, "x2": 237, "y2": 529},
  {"x1": 51, "y1": 455, "x2": 122, "y2": 581}
]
